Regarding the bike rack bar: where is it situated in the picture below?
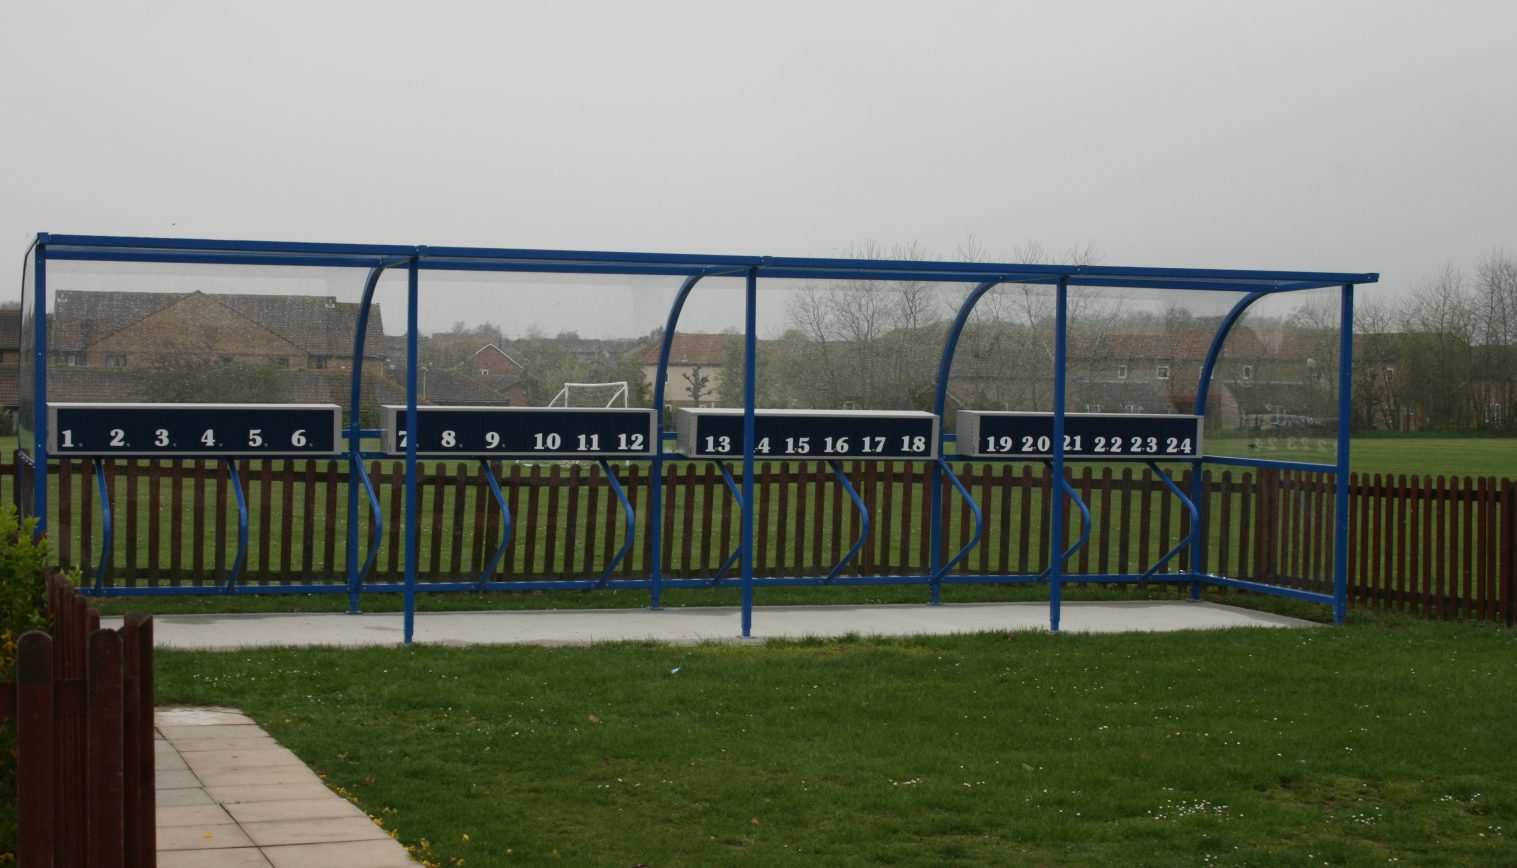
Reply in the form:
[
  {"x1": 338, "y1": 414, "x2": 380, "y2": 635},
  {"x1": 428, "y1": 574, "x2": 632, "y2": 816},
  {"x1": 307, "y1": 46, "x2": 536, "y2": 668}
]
[
  {"x1": 224, "y1": 458, "x2": 249, "y2": 594},
  {"x1": 710, "y1": 461, "x2": 744, "y2": 582},
  {"x1": 91, "y1": 459, "x2": 112, "y2": 593},
  {"x1": 825, "y1": 460, "x2": 870, "y2": 582},
  {"x1": 348, "y1": 457, "x2": 385, "y2": 597},
  {"x1": 1138, "y1": 461, "x2": 1200, "y2": 581},
  {"x1": 475, "y1": 459, "x2": 513, "y2": 589},
  {"x1": 597, "y1": 459, "x2": 636, "y2": 586},
  {"x1": 1039, "y1": 462, "x2": 1091, "y2": 581},
  {"x1": 930, "y1": 458, "x2": 984, "y2": 591}
]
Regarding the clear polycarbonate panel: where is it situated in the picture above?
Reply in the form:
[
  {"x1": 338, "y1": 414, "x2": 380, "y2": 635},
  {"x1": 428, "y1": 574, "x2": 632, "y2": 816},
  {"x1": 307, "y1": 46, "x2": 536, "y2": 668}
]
[
  {"x1": 403, "y1": 269, "x2": 698, "y2": 417},
  {"x1": 1063, "y1": 285, "x2": 1240, "y2": 418},
  {"x1": 1205, "y1": 286, "x2": 1345, "y2": 465},
  {"x1": 746, "y1": 276, "x2": 968, "y2": 415},
  {"x1": 945, "y1": 280, "x2": 1058, "y2": 425},
  {"x1": 38, "y1": 258, "x2": 374, "y2": 413}
]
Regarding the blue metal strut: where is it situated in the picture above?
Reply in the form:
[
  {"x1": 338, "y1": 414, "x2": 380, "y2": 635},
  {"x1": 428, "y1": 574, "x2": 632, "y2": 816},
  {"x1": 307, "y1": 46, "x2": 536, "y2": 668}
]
[
  {"x1": 475, "y1": 459, "x2": 513, "y2": 590},
  {"x1": 930, "y1": 458, "x2": 984, "y2": 591},
  {"x1": 91, "y1": 459, "x2": 113, "y2": 593},
  {"x1": 1139, "y1": 461, "x2": 1201, "y2": 581},
  {"x1": 348, "y1": 457, "x2": 384, "y2": 598},
  {"x1": 224, "y1": 459, "x2": 249, "y2": 594},
  {"x1": 825, "y1": 461, "x2": 871, "y2": 582},
  {"x1": 597, "y1": 459, "x2": 636, "y2": 586},
  {"x1": 710, "y1": 461, "x2": 744, "y2": 582},
  {"x1": 1039, "y1": 463, "x2": 1092, "y2": 581}
]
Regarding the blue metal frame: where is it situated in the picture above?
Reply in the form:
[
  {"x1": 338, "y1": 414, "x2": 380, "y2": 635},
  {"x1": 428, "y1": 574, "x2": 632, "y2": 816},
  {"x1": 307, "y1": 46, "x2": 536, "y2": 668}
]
[{"x1": 24, "y1": 233, "x2": 1378, "y2": 640}]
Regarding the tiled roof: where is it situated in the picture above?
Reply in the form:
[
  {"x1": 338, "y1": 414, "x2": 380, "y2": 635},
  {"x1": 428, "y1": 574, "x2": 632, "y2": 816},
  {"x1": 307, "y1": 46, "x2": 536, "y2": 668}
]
[
  {"x1": 0, "y1": 309, "x2": 21, "y2": 351},
  {"x1": 49, "y1": 290, "x2": 387, "y2": 358},
  {"x1": 0, "y1": 363, "x2": 18, "y2": 407},
  {"x1": 637, "y1": 332, "x2": 737, "y2": 366}
]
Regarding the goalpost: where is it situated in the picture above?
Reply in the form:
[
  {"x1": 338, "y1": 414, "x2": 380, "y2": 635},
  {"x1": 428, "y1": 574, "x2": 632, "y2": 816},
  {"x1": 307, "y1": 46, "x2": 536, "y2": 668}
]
[{"x1": 549, "y1": 381, "x2": 629, "y2": 408}]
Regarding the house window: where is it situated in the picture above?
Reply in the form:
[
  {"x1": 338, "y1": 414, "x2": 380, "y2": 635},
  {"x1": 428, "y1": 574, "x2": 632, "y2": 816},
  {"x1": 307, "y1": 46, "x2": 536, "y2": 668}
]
[
  {"x1": 1125, "y1": 403, "x2": 1142, "y2": 413},
  {"x1": 480, "y1": 368, "x2": 490, "y2": 376},
  {"x1": 65, "y1": 353, "x2": 78, "y2": 367},
  {"x1": 1117, "y1": 365, "x2": 1128, "y2": 380},
  {"x1": 1156, "y1": 365, "x2": 1171, "y2": 380},
  {"x1": 312, "y1": 356, "x2": 328, "y2": 370},
  {"x1": 217, "y1": 356, "x2": 233, "y2": 365},
  {"x1": 271, "y1": 357, "x2": 288, "y2": 367},
  {"x1": 1085, "y1": 403, "x2": 1102, "y2": 413},
  {"x1": 1241, "y1": 365, "x2": 1253, "y2": 381},
  {"x1": 107, "y1": 354, "x2": 126, "y2": 368},
  {"x1": 1486, "y1": 403, "x2": 1502, "y2": 424}
]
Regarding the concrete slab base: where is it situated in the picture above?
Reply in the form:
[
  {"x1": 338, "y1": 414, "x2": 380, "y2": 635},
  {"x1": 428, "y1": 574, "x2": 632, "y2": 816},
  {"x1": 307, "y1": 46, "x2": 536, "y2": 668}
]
[{"x1": 109, "y1": 601, "x2": 1314, "y2": 650}]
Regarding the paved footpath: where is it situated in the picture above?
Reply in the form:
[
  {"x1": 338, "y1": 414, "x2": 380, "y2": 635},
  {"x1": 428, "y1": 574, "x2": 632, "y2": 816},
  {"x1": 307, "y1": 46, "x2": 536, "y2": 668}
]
[{"x1": 155, "y1": 707, "x2": 419, "y2": 867}]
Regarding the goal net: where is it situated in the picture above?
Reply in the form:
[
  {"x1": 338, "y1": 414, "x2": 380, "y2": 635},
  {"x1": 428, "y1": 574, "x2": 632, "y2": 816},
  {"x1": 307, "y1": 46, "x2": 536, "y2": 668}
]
[{"x1": 548, "y1": 381, "x2": 629, "y2": 408}]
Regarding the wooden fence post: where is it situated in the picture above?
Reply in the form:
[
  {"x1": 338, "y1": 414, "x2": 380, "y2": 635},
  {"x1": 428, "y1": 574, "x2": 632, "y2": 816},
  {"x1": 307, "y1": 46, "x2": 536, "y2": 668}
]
[
  {"x1": 16, "y1": 631, "x2": 54, "y2": 868},
  {"x1": 1503, "y1": 480, "x2": 1516, "y2": 628},
  {"x1": 86, "y1": 629, "x2": 125, "y2": 867}
]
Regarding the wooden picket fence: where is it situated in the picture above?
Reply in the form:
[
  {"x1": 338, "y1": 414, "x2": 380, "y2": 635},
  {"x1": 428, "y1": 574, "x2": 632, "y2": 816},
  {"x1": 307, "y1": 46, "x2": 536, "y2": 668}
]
[
  {"x1": 3, "y1": 456, "x2": 1513, "y2": 626},
  {"x1": 0, "y1": 568, "x2": 155, "y2": 867}
]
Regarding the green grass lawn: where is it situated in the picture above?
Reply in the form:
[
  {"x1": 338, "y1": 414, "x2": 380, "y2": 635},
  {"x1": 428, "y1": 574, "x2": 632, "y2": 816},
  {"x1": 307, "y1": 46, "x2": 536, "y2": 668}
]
[{"x1": 154, "y1": 615, "x2": 1517, "y2": 867}]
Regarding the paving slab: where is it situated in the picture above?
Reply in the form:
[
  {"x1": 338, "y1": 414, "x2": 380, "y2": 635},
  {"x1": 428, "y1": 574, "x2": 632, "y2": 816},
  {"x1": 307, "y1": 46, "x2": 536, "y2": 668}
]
[
  {"x1": 155, "y1": 709, "x2": 419, "y2": 866},
  {"x1": 109, "y1": 600, "x2": 1313, "y2": 650}
]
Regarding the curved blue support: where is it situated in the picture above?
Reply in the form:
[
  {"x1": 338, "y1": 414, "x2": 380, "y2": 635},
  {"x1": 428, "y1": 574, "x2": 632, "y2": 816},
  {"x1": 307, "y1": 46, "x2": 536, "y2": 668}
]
[
  {"x1": 1039, "y1": 462, "x2": 1091, "y2": 580},
  {"x1": 1190, "y1": 290, "x2": 1268, "y2": 598},
  {"x1": 347, "y1": 257, "x2": 407, "y2": 613},
  {"x1": 650, "y1": 272, "x2": 709, "y2": 608},
  {"x1": 825, "y1": 460, "x2": 870, "y2": 582},
  {"x1": 710, "y1": 460, "x2": 744, "y2": 582},
  {"x1": 92, "y1": 459, "x2": 112, "y2": 593},
  {"x1": 597, "y1": 459, "x2": 636, "y2": 586},
  {"x1": 1193, "y1": 291, "x2": 1269, "y2": 416},
  {"x1": 224, "y1": 458, "x2": 248, "y2": 594},
  {"x1": 1139, "y1": 461, "x2": 1201, "y2": 580},
  {"x1": 929, "y1": 458, "x2": 983, "y2": 588},
  {"x1": 348, "y1": 457, "x2": 384, "y2": 596},
  {"x1": 475, "y1": 459, "x2": 513, "y2": 589},
  {"x1": 928, "y1": 280, "x2": 1001, "y2": 600}
]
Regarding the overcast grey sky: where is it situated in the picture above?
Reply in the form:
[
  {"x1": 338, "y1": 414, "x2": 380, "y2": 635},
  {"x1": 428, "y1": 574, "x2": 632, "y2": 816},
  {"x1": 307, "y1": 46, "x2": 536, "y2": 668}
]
[{"x1": 4, "y1": 0, "x2": 1514, "y2": 334}]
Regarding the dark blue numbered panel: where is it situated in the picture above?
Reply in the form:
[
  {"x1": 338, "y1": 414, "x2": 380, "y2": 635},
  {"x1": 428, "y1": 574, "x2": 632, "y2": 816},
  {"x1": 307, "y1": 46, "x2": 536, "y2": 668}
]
[
  {"x1": 48, "y1": 403, "x2": 342, "y2": 457},
  {"x1": 676, "y1": 408, "x2": 939, "y2": 460},
  {"x1": 957, "y1": 411, "x2": 1202, "y2": 460},
  {"x1": 381, "y1": 406, "x2": 658, "y2": 457}
]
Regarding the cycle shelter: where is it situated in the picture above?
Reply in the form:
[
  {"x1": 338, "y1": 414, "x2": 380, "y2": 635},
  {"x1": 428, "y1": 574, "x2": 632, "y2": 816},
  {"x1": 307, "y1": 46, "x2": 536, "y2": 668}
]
[{"x1": 19, "y1": 233, "x2": 1379, "y2": 641}]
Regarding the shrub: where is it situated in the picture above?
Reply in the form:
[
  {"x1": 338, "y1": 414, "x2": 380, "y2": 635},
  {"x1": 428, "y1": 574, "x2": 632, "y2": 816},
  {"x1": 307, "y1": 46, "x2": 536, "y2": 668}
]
[{"x1": 0, "y1": 506, "x2": 53, "y2": 859}]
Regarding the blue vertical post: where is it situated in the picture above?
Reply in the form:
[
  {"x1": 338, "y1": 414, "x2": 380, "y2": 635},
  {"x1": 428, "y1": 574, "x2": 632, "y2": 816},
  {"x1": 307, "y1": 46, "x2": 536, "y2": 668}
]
[
  {"x1": 1049, "y1": 277, "x2": 1069, "y2": 633},
  {"x1": 31, "y1": 238, "x2": 49, "y2": 535},
  {"x1": 740, "y1": 268, "x2": 758, "y2": 638},
  {"x1": 404, "y1": 257, "x2": 420, "y2": 644},
  {"x1": 1333, "y1": 283, "x2": 1355, "y2": 625}
]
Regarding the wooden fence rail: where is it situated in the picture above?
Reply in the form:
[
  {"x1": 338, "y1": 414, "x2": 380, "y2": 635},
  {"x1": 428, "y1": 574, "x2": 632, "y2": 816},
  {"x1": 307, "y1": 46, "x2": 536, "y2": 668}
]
[
  {"x1": 1, "y1": 457, "x2": 1511, "y2": 626},
  {"x1": 0, "y1": 568, "x2": 155, "y2": 867}
]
